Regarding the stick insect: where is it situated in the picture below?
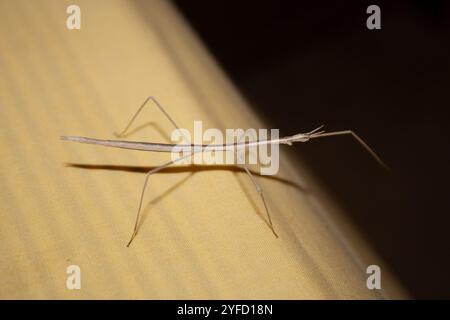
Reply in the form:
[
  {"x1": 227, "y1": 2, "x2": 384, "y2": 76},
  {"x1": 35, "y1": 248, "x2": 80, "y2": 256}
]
[{"x1": 61, "y1": 96, "x2": 386, "y2": 247}]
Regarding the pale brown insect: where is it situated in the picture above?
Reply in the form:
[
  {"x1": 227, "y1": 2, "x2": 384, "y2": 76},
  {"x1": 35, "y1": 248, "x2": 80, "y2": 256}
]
[{"x1": 61, "y1": 96, "x2": 386, "y2": 246}]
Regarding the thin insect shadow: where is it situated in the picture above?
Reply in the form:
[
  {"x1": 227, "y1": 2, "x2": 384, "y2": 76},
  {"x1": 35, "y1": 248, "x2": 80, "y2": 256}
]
[
  {"x1": 65, "y1": 163, "x2": 309, "y2": 193},
  {"x1": 65, "y1": 163, "x2": 310, "y2": 234}
]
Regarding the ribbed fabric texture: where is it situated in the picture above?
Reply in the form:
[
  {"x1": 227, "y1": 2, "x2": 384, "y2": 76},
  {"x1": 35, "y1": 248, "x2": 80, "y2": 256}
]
[{"x1": 0, "y1": 0, "x2": 404, "y2": 299}]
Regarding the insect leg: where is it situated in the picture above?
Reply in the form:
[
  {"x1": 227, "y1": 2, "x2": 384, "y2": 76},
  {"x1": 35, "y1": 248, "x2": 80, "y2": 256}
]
[
  {"x1": 233, "y1": 134, "x2": 278, "y2": 238},
  {"x1": 114, "y1": 96, "x2": 190, "y2": 143},
  {"x1": 127, "y1": 152, "x2": 196, "y2": 247},
  {"x1": 310, "y1": 130, "x2": 388, "y2": 169}
]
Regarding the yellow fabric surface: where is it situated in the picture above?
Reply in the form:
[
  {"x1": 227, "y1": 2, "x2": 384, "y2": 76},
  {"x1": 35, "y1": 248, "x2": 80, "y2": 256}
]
[{"x1": 0, "y1": 0, "x2": 405, "y2": 299}]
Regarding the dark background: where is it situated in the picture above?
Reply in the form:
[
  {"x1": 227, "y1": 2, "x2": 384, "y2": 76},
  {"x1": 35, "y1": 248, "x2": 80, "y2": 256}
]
[{"x1": 172, "y1": 0, "x2": 450, "y2": 298}]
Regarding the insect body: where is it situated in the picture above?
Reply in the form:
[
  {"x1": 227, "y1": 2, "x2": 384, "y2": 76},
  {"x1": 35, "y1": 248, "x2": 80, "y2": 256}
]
[{"x1": 61, "y1": 97, "x2": 386, "y2": 246}]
